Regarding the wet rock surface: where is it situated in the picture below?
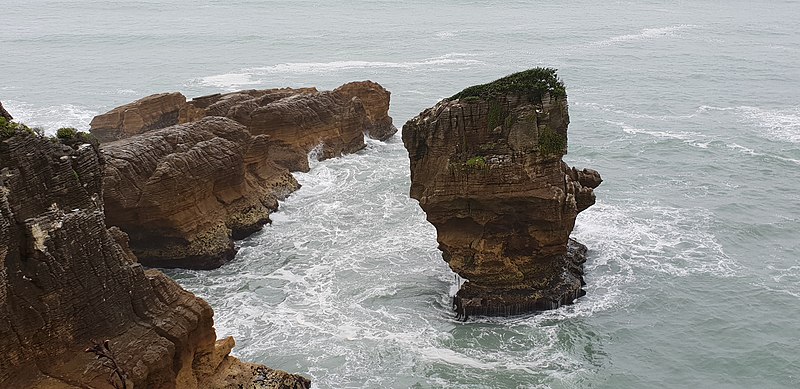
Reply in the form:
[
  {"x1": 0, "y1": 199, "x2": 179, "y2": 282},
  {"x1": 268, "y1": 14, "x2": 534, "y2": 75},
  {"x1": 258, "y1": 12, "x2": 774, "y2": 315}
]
[
  {"x1": 0, "y1": 131, "x2": 310, "y2": 388},
  {"x1": 402, "y1": 69, "x2": 602, "y2": 318}
]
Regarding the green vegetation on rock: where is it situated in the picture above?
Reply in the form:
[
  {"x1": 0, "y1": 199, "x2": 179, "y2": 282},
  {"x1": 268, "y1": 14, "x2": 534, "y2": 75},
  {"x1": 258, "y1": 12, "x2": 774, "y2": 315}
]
[
  {"x1": 56, "y1": 127, "x2": 98, "y2": 147},
  {"x1": 465, "y1": 156, "x2": 487, "y2": 169},
  {"x1": 451, "y1": 67, "x2": 566, "y2": 101},
  {"x1": 0, "y1": 117, "x2": 35, "y2": 139},
  {"x1": 538, "y1": 126, "x2": 566, "y2": 155},
  {"x1": 487, "y1": 100, "x2": 503, "y2": 130},
  {"x1": 56, "y1": 127, "x2": 79, "y2": 140}
]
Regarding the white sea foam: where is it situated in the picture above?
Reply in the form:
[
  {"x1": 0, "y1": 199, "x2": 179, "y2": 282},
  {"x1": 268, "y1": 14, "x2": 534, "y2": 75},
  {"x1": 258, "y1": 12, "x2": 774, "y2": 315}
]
[
  {"x1": 194, "y1": 54, "x2": 484, "y2": 89},
  {"x1": 575, "y1": 200, "x2": 736, "y2": 279},
  {"x1": 621, "y1": 125, "x2": 712, "y2": 149},
  {"x1": 591, "y1": 24, "x2": 697, "y2": 46},
  {"x1": 736, "y1": 105, "x2": 800, "y2": 144},
  {"x1": 727, "y1": 143, "x2": 800, "y2": 166},
  {"x1": 576, "y1": 101, "x2": 707, "y2": 121},
  {"x1": 3, "y1": 101, "x2": 97, "y2": 135}
]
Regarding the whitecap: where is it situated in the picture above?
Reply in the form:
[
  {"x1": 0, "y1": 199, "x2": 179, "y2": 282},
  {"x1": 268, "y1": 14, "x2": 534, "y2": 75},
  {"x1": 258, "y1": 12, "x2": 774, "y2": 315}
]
[
  {"x1": 591, "y1": 24, "x2": 698, "y2": 46},
  {"x1": 191, "y1": 54, "x2": 484, "y2": 89},
  {"x1": 2, "y1": 101, "x2": 97, "y2": 134},
  {"x1": 621, "y1": 125, "x2": 712, "y2": 149},
  {"x1": 573, "y1": 201, "x2": 737, "y2": 279},
  {"x1": 195, "y1": 72, "x2": 262, "y2": 89},
  {"x1": 736, "y1": 105, "x2": 800, "y2": 144}
]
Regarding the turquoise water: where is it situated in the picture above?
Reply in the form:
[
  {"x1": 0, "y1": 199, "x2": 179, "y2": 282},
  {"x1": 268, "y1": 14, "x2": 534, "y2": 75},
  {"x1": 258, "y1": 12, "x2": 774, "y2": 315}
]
[{"x1": 3, "y1": 1, "x2": 799, "y2": 387}]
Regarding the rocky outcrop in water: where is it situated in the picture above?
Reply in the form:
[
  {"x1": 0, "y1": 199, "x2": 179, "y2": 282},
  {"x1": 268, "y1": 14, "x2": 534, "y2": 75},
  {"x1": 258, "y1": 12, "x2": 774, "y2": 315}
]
[
  {"x1": 90, "y1": 81, "x2": 397, "y2": 156},
  {"x1": 92, "y1": 81, "x2": 396, "y2": 269},
  {"x1": 402, "y1": 69, "x2": 602, "y2": 318},
  {"x1": 331, "y1": 81, "x2": 397, "y2": 141},
  {"x1": 102, "y1": 117, "x2": 299, "y2": 269},
  {"x1": 0, "y1": 129, "x2": 310, "y2": 388}
]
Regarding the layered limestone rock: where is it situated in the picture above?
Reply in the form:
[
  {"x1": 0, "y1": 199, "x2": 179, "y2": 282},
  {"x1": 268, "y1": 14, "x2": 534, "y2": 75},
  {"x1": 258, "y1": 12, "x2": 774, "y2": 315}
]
[
  {"x1": 91, "y1": 81, "x2": 396, "y2": 269},
  {"x1": 89, "y1": 92, "x2": 199, "y2": 142},
  {"x1": 0, "y1": 130, "x2": 310, "y2": 388},
  {"x1": 402, "y1": 69, "x2": 602, "y2": 319},
  {"x1": 331, "y1": 81, "x2": 397, "y2": 141},
  {"x1": 102, "y1": 116, "x2": 299, "y2": 269},
  {"x1": 90, "y1": 81, "x2": 397, "y2": 166}
]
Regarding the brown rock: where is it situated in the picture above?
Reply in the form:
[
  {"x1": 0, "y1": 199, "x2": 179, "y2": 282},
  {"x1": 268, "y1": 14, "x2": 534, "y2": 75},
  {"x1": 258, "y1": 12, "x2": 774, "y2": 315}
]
[
  {"x1": 0, "y1": 131, "x2": 309, "y2": 388},
  {"x1": 0, "y1": 100, "x2": 12, "y2": 121},
  {"x1": 402, "y1": 69, "x2": 601, "y2": 318},
  {"x1": 334, "y1": 81, "x2": 397, "y2": 141},
  {"x1": 102, "y1": 116, "x2": 299, "y2": 269},
  {"x1": 92, "y1": 81, "x2": 396, "y2": 269},
  {"x1": 90, "y1": 82, "x2": 397, "y2": 170},
  {"x1": 90, "y1": 92, "x2": 195, "y2": 142}
]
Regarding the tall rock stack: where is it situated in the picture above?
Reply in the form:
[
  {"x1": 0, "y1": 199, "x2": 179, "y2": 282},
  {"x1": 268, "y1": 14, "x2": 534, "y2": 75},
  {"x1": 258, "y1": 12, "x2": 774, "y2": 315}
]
[
  {"x1": 402, "y1": 69, "x2": 602, "y2": 319},
  {"x1": 0, "y1": 128, "x2": 310, "y2": 388}
]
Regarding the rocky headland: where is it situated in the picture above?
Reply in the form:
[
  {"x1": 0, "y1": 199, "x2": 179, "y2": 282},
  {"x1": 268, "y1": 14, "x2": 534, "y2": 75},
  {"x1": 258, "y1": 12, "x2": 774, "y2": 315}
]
[
  {"x1": 92, "y1": 81, "x2": 396, "y2": 269},
  {"x1": 402, "y1": 69, "x2": 602, "y2": 318},
  {"x1": 0, "y1": 121, "x2": 310, "y2": 388}
]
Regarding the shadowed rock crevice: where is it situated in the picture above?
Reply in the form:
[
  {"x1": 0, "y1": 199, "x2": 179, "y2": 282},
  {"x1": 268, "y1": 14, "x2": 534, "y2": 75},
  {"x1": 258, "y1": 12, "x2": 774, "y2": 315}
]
[{"x1": 403, "y1": 68, "x2": 601, "y2": 319}]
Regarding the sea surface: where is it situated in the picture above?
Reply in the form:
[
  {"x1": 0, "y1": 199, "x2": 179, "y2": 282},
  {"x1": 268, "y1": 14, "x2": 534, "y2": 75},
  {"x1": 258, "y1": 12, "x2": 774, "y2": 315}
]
[{"x1": 3, "y1": 1, "x2": 799, "y2": 387}]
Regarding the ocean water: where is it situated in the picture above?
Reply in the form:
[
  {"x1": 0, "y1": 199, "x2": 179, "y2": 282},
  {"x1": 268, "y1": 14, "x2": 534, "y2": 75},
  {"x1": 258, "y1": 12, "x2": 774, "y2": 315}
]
[{"x1": 3, "y1": 1, "x2": 799, "y2": 387}]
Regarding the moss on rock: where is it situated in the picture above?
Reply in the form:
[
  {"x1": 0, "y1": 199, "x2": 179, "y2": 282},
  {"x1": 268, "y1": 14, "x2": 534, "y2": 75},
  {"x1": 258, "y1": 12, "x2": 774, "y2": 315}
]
[{"x1": 451, "y1": 67, "x2": 566, "y2": 101}]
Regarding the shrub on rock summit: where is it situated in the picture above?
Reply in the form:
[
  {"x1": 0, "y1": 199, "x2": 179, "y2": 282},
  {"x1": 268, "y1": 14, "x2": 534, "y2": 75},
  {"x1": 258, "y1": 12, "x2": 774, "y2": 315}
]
[{"x1": 451, "y1": 67, "x2": 566, "y2": 101}]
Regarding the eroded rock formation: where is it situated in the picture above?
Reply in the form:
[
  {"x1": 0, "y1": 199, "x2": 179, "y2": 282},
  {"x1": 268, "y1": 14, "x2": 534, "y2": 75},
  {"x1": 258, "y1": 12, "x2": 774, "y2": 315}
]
[
  {"x1": 90, "y1": 81, "x2": 397, "y2": 160},
  {"x1": 102, "y1": 117, "x2": 299, "y2": 269},
  {"x1": 0, "y1": 130, "x2": 310, "y2": 388},
  {"x1": 91, "y1": 81, "x2": 396, "y2": 269},
  {"x1": 89, "y1": 92, "x2": 196, "y2": 142},
  {"x1": 402, "y1": 69, "x2": 602, "y2": 318}
]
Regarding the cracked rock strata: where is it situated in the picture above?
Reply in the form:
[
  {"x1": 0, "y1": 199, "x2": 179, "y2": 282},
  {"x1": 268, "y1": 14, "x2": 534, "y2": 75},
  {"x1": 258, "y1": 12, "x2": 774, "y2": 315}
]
[
  {"x1": 101, "y1": 116, "x2": 299, "y2": 269},
  {"x1": 92, "y1": 81, "x2": 396, "y2": 269},
  {"x1": 0, "y1": 130, "x2": 310, "y2": 388},
  {"x1": 90, "y1": 81, "x2": 397, "y2": 167},
  {"x1": 402, "y1": 69, "x2": 602, "y2": 318}
]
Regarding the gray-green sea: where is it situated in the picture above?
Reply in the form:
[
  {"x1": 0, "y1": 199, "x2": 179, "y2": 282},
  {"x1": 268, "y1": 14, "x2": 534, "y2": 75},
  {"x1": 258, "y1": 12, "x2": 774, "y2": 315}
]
[{"x1": 3, "y1": 1, "x2": 799, "y2": 387}]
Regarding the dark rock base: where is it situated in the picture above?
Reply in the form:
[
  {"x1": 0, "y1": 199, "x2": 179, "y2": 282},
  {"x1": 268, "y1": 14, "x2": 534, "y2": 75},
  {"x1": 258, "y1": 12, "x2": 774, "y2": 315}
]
[{"x1": 452, "y1": 239, "x2": 588, "y2": 320}]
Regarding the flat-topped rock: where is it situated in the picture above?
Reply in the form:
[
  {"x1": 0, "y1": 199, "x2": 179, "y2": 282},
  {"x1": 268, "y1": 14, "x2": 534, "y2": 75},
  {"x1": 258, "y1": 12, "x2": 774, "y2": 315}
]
[{"x1": 402, "y1": 68, "x2": 602, "y2": 319}]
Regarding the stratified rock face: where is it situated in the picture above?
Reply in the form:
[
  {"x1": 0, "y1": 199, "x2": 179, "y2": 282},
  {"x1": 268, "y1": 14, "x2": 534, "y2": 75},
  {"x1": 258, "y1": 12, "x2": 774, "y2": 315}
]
[
  {"x1": 333, "y1": 81, "x2": 397, "y2": 141},
  {"x1": 102, "y1": 117, "x2": 299, "y2": 269},
  {"x1": 402, "y1": 69, "x2": 602, "y2": 318},
  {"x1": 0, "y1": 101, "x2": 12, "y2": 121},
  {"x1": 182, "y1": 81, "x2": 397, "y2": 165},
  {"x1": 0, "y1": 131, "x2": 310, "y2": 388},
  {"x1": 91, "y1": 81, "x2": 397, "y2": 170},
  {"x1": 89, "y1": 92, "x2": 199, "y2": 142}
]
